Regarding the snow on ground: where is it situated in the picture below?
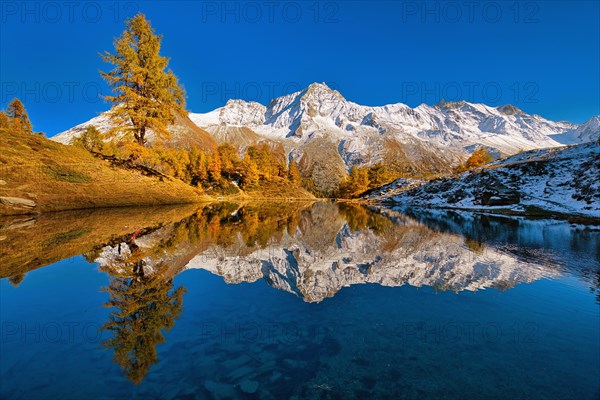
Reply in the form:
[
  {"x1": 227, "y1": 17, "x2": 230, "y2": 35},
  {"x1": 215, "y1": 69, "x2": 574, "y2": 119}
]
[{"x1": 377, "y1": 142, "x2": 600, "y2": 219}]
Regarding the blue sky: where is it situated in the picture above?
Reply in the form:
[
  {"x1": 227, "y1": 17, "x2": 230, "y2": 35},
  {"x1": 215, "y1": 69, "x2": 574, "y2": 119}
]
[{"x1": 1, "y1": 1, "x2": 599, "y2": 136}]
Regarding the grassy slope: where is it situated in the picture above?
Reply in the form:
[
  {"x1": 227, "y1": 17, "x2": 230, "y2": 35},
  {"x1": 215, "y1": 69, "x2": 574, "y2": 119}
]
[
  {"x1": 240, "y1": 179, "x2": 315, "y2": 200},
  {"x1": 0, "y1": 129, "x2": 207, "y2": 215}
]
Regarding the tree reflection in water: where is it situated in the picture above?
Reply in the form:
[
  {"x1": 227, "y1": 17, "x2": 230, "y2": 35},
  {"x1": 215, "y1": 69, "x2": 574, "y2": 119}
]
[
  {"x1": 100, "y1": 236, "x2": 186, "y2": 384},
  {"x1": 93, "y1": 202, "x2": 320, "y2": 383}
]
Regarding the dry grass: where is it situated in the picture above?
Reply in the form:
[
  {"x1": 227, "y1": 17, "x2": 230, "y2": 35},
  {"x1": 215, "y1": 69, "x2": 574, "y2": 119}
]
[
  {"x1": 0, "y1": 129, "x2": 208, "y2": 215},
  {"x1": 242, "y1": 179, "x2": 315, "y2": 200}
]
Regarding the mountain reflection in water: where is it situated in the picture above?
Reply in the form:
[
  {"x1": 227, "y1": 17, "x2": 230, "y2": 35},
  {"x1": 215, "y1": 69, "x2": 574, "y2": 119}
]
[
  {"x1": 2, "y1": 202, "x2": 599, "y2": 302},
  {"x1": 1, "y1": 201, "x2": 599, "y2": 395}
]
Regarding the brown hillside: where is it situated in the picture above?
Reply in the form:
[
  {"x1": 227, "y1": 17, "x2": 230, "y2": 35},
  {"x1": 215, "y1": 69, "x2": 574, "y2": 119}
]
[
  {"x1": 164, "y1": 112, "x2": 218, "y2": 150},
  {"x1": 0, "y1": 129, "x2": 207, "y2": 215}
]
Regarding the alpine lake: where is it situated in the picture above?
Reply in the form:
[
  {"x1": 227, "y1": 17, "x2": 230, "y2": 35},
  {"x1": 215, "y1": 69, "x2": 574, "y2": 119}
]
[{"x1": 1, "y1": 201, "x2": 599, "y2": 400}]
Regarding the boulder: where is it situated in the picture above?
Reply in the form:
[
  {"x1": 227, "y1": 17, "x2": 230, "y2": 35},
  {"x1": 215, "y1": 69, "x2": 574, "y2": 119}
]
[
  {"x1": 204, "y1": 380, "x2": 236, "y2": 400},
  {"x1": 0, "y1": 196, "x2": 36, "y2": 208},
  {"x1": 239, "y1": 379, "x2": 259, "y2": 394}
]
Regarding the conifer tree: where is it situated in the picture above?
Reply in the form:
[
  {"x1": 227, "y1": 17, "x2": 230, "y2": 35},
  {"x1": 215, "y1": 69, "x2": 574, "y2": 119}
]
[
  {"x1": 338, "y1": 166, "x2": 370, "y2": 198},
  {"x1": 196, "y1": 151, "x2": 208, "y2": 182},
  {"x1": 101, "y1": 13, "x2": 186, "y2": 146},
  {"x1": 73, "y1": 125, "x2": 104, "y2": 153},
  {"x1": 207, "y1": 151, "x2": 222, "y2": 182},
  {"x1": 6, "y1": 98, "x2": 32, "y2": 134},
  {"x1": 367, "y1": 163, "x2": 392, "y2": 188},
  {"x1": 454, "y1": 147, "x2": 494, "y2": 173},
  {"x1": 0, "y1": 111, "x2": 9, "y2": 129},
  {"x1": 288, "y1": 159, "x2": 301, "y2": 183},
  {"x1": 217, "y1": 143, "x2": 240, "y2": 177},
  {"x1": 465, "y1": 147, "x2": 493, "y2": 169},
  {"x1": 240, "y1": 157, "x2": 259, "y2": 188},
  {"x1": 188, "y1": 147, "x2": 208, "y2": 185}
]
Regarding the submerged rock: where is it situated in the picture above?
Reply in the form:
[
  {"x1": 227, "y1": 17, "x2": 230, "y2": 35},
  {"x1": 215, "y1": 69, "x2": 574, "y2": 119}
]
[
  {"x1": 204, "y1": 380, "x2": 236, "y2": 400},
  {"x1": 227, "y1": 365, "x2": 254, "y2": 381},
  {"x1": 239, "y1": 379, "x2": 259, "y2": 394}
]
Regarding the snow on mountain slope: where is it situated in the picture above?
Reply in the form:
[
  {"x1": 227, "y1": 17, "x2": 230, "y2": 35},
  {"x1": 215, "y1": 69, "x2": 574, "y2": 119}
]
[
  {"x1": 546, "y1": 115, "x2": 600, "y2": 145},
  {"x1": 378, "y1": 142, "x2": 600, "y2": 218},
  {"x1": 53, "y1": 82, "x2": 599, "y2": 193},
  {"x1": 575, "y1": 115, "x2": 600, "y2": 143},
  {"x1": 189, "y1": 83, "x2": 586, "y2": 154},
  {"x1": 190, "y1": 99, "x2": 267, "y2": 127},
  {"x1": 188, "y1": 83, "x2": 598, "y2": 193},
  {"x1": 52, "y1": 113, "x2": 114, "y2": 145},
  {"x1": 53, "y1": 83, "x2": 598, "y2": 153},
  {"x1": 53, "y1": 111, "x2": 217, "y2": 150}
]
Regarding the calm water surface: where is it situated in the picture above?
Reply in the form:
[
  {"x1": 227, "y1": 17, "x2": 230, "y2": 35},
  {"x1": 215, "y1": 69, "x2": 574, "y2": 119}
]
[{"x1": 1, "y1": 202, "x2": 599, "y2": 399}]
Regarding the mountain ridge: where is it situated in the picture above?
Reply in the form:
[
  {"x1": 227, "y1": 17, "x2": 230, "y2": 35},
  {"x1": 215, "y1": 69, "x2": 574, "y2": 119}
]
[{"x1": 53, "y1": 82, "x2": 600, "y2": 194}]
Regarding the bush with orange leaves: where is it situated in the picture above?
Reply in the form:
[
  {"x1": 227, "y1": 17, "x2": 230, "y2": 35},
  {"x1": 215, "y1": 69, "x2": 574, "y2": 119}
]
[{"x1": 454, "y1": 148, "x2": 494, "y2": 173}]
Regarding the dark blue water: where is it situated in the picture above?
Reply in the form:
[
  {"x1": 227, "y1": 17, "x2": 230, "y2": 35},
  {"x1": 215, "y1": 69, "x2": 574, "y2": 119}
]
[{"x1": 1, "y1": 203, "x2": 599, "y2": 399}]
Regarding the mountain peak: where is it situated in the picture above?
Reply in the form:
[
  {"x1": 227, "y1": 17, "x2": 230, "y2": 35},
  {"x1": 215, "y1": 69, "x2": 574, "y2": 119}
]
[
  {"x1": 303, "y1": 82, "x2": 344, "y2": 100},
  {"x1": 435, "y1": 99, "x2": 467, "y2": 110},
  {"x1": 307, "y1": 81, "x2": 333, "y2": 91},
  {"x1": 497, "y1": 104, "x2": 524, "y2": 115},
  {"x1": 576, "y1": 115, "x2": 600, "y2": 142}
]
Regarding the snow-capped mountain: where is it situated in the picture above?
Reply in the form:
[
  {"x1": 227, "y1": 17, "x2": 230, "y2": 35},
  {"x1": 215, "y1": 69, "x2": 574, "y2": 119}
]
[
  {"x1": 189, "y1": 83, "x2": 596, "y2": 192},
  {"x1": 53, "y1": 82, "x2": 599, "y2": 194},
  {"x1": 575, "y1": 115, "x2": 600, "y2": 143},
  {"x1": 190, "y1": 84, "x2": 573, "y2": 144},
  {"x1": 188, "y1": 82, "x2": 591, "y2": 150}
]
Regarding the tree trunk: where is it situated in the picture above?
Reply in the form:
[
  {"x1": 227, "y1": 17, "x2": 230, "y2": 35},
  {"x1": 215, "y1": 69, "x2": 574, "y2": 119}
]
[{"x1": 137, "y1": 127, "x2": 146, "y2": 146}]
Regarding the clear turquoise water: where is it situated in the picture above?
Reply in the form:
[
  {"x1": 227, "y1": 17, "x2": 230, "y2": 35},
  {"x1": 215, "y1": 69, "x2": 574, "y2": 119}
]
[{"x1": 1, "y1": 204, "x2": 599, "y2": 399}]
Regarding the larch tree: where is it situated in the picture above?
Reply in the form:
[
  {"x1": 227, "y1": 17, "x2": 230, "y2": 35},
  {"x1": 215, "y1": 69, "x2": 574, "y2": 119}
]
[
  {"x1": 101, "y1": 13, "x2": 186, "y2": 146},
  {"x1": 338, "y1": 166, "x2": 370, "y2": 198},
  {"x1": 188, "y1": 147, "x2": 208, "y2": 185},
  {"x1": 217, "y1": 143, "x2": 240, "y2": 177},
  {"x1": 367, "y1": 163, "x2": 392, "y2": 188},
  {"x1": 455, "y1": 147, "x2": 494, "y2": 173},
  {"x1": 0, "y1": 111, "x2": 9, "y2": 129},
  {"x1": 73, "y1": 125, "x2": 104, "y2": 153},
  {"x1": 207, "y1": 151, "x2": 222, "y2": 182},
  {"x1": 240, "y1": 157, "x2": 259, "y2": 188},
  {"x1": 6, "y1": 98, "x2": 32, "y2": 134},
  {"x1": 465, "y1": 147, "x2": 493, "y2": 169},
  {"x1": 288, "y1": 159, "x2": 301, "y2": 183}
]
